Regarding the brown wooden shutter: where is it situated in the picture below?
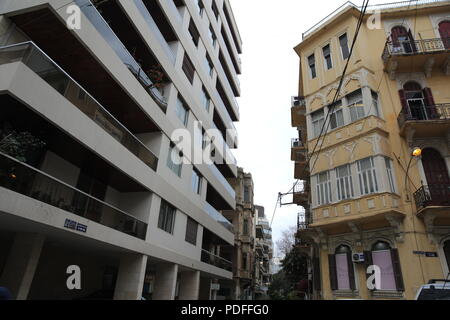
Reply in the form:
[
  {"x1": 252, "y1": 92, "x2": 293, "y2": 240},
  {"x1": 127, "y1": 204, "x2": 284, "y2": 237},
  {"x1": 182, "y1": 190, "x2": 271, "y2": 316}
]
[
  {"x1": 390, "y1": 249, "x2": 405, "y2": 292},
  {"x1": 346, "y1": 252, "x2": 356, "y2": 291},
  {"x1": 423, "y1": 88, "x2": 437, "y2": 119},
  {"x1": 408, "y1": 29, "x2": 417, "y2": 52},
  {"x1": 398, "y1": 89, "x2": 411, "y2": 119},
  {"x1": 364, "y1": 251, "x2": 374, "y2": 291},
  {"x1": 313, "y1": 257, "x2": 321, "y2": 291},
  {"x1": 328, "y1": 254, "x2": 338, "y2": 291}
]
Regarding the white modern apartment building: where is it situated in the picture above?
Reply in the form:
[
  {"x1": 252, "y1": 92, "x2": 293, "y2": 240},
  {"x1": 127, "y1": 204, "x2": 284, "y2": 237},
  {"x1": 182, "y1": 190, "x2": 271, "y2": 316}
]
[{"x1": 0, "y1": 0, "x2": 242, "y2": 300}]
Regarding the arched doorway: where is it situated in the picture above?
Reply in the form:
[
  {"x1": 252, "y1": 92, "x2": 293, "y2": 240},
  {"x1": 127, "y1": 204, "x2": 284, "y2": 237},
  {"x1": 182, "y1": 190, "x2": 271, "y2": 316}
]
[
  {"x1": 421, "y1": 148, "x2": 450, "y2": 206},
  {"x1": 438, "y1": 20, "x2": 450, "y2": 49},
  {"x1": 391, "y1": 26, "x2": 415, "y2": 53},
  {"x1": 400, "y1": 82, "x2": 437, "y2": 120}
]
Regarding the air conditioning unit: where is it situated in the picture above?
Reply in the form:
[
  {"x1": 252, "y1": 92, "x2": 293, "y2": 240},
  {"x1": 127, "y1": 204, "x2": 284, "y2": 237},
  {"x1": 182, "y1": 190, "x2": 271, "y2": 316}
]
[
  {"x1": 291, "y1": 96, "x2": 302, "y2": 107},
  {"x1": 352, "y1": 252, "x2": 365, "y2": 263}
]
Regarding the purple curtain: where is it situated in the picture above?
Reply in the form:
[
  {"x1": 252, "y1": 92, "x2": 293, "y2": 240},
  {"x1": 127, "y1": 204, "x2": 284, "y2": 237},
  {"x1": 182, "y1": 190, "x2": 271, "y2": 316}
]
[
  {"x1": 336, "y1": 254, "x2": 350, "y2": 290},
  {"x1": 372, "y1": 250, "x2": 396, "y2": 290}
]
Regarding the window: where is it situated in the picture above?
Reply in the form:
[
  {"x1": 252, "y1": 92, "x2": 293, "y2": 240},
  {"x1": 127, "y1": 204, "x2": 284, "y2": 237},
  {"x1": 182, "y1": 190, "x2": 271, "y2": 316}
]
[
  {"x1": 185, "y1": 217, "x2": 198, "y2": 245},
  {"x1": 201, "y1": 86, "x2": 211, "y2": 111},
  {"x1": 211, "y1": 1, "x2": 219, "y2": 20},
  {"x1": 372, "y1": 91, "x2": 380, "y2": 117},
  {"x1": 167, "y1": 144, "x2": 182, "y2": 177},
  {"x1": 182, "y1": 54, "x2": 195, "y2": 84},
  {"x1": 244, "y1": 186, "x2": 250, "y2": 202},
  {"x1": 385, "y1": 158, "x2": 396, "y2": 193},
  {"x1": 191, "y1": 168, "x2": 202, "y2": 195},
  {"x1": 204, "y1": 54, "x2": 214, "y2": 77},
  {"x1": 308, "y1": 54, "x2": 316, "y2": 79},
  {"x1": 369, "y1": 242, "x2": 402, "y2": 291},
  {"x1": 311, "y1": 109, "x2": 325, "y2": 138},
  {"x1": 242, "y1": 253, "x2": 248, "y2": 270},
  {"x1": 439, "y1": 20, "x2": 450, "y2": 49},
  {"x1": 243, "y1": 218, "x2": 249, "y2": 236},
  {"x1": 323, "y1": 44, "x2": 333, "y2": 70},
  {"x1": 336, "y1": 164, "x2": 354, "y2": 201},
  {"x1": 329, "y1": 101, "x2": 344, "y2": 130},
  {"x1": 347, "y1": 90, "x2": 365, "y2": 122},
  {"x1": 339, "y1": 33, "x2": 350, "y2": 60},
  {"x1": 209, "y1": 25, "x2": 217, "y2": 47},
  {"x1": 158, "y1": 200, "x2": 176, "y2": 234},
  {"x1": 189, "y1": 19, "x2": 200, "y2": 47},
  {"x1": 317, "y1": 171, "x2": 332, "y2": 205},
  {"x1": 329, "y1": 245, "x2": 356, "y2": 291},
  {"x1": 197, "y1": 0, "x2": 204, "y2": 16},
  {"x1": 357, "y1": 157, "x2": 379, "y2": 195},
  {"x1": 175, "y1": 95, "x2": 189, "y2": 126}
]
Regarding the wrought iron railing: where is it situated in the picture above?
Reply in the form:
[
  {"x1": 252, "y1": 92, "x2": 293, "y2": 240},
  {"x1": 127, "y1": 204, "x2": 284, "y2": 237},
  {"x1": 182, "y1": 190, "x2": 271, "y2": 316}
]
[
  {"x1": 414, "y1": 184, "x2": 450, "y2": 210},
  {"x1": 0, "y1": 42, "x2": 159, "y2": 171},
  {"x1": 0, "y1": 152, "x2": 148, "y2": 240},
  {"x1": 200, "y1": 249, "x2": 232, "y2": 272},
  {"x1": 383, "y1": 38, "x2": 450, "y2": 62},
  {"x1": 397, "y1": 104, "x2": 450, "y2": 128}
]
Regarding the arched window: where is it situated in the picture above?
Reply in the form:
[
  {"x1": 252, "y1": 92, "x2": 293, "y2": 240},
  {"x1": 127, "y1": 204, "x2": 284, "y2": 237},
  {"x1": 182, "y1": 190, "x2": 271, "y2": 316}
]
[
  {"x1": 365, "y1": 242, "x2": 404, "y2": 291},
  {"x1": 391, "y1": 26, "x2": 415, "y2": 53},
  {"x1": 328, "y1": 245, "x2": 355, "y2": 291},
  {"x1": 398, "y1": 82, "x2": 437, "y2": 120},
  {"x1": 421, "y1": 148, "x2": 450, "y2": 206},
  {"x1": 438, "y1": 20, "x2": 450, "y2": 49}
]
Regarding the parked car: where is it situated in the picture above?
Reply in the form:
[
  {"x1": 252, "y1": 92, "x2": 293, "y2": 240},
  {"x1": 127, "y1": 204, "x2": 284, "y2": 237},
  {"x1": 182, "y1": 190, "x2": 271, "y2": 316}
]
[{"x1": 415, "y1": 279, "x2": 450, "y2": 300}]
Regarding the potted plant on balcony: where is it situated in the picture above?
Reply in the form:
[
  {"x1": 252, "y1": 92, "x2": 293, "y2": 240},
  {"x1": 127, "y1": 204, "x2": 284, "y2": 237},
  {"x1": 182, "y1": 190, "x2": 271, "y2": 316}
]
[
  {"x1": 0, "y1": 124, "x2": 46, "y2": 163},
  {"x1": 146, "y1": 64, "x2": 166, "y2": 89}
]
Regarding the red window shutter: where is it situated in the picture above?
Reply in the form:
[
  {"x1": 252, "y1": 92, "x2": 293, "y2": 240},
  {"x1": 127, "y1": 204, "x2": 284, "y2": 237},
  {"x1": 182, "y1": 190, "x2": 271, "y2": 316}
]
[
  {"x1": 398, "y1": 89, "x2": 410, "y2": 116},
  {"x1": 390, "y1": 249, "x2": 405, "y2": 292},
  {"x1": 364, "y1": 251, "x2": 375, "y2": 291},
  {"x1": 407, "y1": 29, "x2": 417, "y2": 52},
  {"x1": 328, "y1": 254, "x2": 338, "y2": 291},
  {"x1": 346, "y1": 252, "x2": 356, "y2": 291},
  {"x1": 439, "y1": 21, "x2": 450, "y2": 49}
]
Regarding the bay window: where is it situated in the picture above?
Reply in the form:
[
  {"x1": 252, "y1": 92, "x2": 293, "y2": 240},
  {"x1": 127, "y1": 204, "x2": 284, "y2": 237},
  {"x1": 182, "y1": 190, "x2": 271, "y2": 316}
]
[
  {"x1": 336, "y1": 164, "x2": 354, "y2": 201},
  {"x1": 330, "y1": 101, "x2": 344, "y2": 130},
  {"x1": 311, "y1": 109, "x2": 325, "y2": 138},
  {"x1": 317, "y1": 171, "x2": 332, "y2": 205},
  {"x1": 347, "y1": 89, "x2": 365, "y2": 122},
  {"x1": 385, "y1": 158, "x2": 396, "y2": 193}
]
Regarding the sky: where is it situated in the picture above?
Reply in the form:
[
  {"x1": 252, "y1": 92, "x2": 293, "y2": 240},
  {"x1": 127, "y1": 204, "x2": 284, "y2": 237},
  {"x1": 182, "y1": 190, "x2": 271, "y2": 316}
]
[{"x1": 229, "y1": 0, "x2": 369, "y2": 257}]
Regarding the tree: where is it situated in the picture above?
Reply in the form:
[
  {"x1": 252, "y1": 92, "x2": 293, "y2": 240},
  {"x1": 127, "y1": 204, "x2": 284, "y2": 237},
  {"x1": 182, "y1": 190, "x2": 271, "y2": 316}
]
[
  {"x1": 268, "y1": 271, "x2": 291, "y2": 300},
  {"x1": 276, "y1": 225, "x2": 297, "y2": 256},
  {"x1": 0, "y1": 125, "x2": 46, "y2": 163},
  {"x1": 281, "y1": 246, "x2": 309, "y2": 285}
]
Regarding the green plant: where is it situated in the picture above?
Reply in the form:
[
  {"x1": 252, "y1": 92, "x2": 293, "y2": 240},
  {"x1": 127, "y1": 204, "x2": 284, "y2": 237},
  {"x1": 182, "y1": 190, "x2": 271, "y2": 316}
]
[{"x1": 0, "y1": 128, "x2": 46, "y2": 162}]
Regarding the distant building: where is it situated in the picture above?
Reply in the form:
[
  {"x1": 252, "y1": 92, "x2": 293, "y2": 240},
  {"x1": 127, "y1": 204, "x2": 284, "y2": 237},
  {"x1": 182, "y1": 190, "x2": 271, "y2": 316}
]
[{"x1": 254, "y1": 205, "x2": 273, "y2": 299}]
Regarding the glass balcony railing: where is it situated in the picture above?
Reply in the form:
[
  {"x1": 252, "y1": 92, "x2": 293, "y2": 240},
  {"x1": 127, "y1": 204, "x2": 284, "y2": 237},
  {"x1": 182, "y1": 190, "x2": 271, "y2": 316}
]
[
  {"x1": 210, "y1": 164, "x2": 236, "y2": 198},
  {"x1": 0, "y1": 42, "x2": 159, "y2": 171},
  {"x1": 75, "y1": 0, "x2": 168, "y2": 110},
  {"x1": 0, "y1": 152, "x2": 148, "y2": 240},
  {"x1": 201, "y1": 249, "x2": 232, "y2": 272},
  {"x1": 204, "y1": 202, "x2": 234, "y2": 233}
]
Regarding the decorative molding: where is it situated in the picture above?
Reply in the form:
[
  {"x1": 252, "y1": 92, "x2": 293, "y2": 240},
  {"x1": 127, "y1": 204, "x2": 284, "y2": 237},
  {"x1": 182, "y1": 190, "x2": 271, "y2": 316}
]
[
  {"x1": 385, "y1": 214, "x2": 405, "y2": 243},
  {"x1": 387, "y1": 60, "x2": 398, "y2": 80},
  {"x1": 316, "y1": 228, "x2": 328, "y2": 250},
  {"x1": 363, "y1": 134, "x2": 382, "y2": 154},
  {"x1": 424, "y1": 214, "x2": 438, "y2": 244}
]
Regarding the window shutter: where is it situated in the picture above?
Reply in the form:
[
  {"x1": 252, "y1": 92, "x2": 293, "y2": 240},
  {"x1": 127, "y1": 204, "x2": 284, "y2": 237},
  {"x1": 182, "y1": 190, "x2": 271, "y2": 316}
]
[
  {"x1": 390, "y1": 249, "x2": 405, "y2": 292},
  {"x1": 398, "y1": 89, "x2": 410, "y2": 119},
  {"x1": 364, "y1": 251, "x2": 374, "y2": 291},
  {"x1": 313, "y1": 257, "x2": 321, "y2": 291},
  {"x1": 407, "y1": 29, "x2": 417, "y2": 52},
  {"x1": 328, "y1": 254, "x2": 338, "y2": 291},
  {"x1": 423, "y1": 87, "x2": 438, "y2": 119},
  {"x1": 346, "y1": 252, "x2": 356, "y2": 291}
]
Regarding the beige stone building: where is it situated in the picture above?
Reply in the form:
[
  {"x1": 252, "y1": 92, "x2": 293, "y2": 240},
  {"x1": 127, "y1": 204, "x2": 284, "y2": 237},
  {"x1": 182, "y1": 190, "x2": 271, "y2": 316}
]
[{"x1": 292, "y1": 0, "x2": 450, "y2": 300}]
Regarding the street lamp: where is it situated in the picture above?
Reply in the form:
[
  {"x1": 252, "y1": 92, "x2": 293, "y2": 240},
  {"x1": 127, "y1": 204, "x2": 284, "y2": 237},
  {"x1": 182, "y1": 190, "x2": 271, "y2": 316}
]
[{"x1": 404, "y1": 147, "x2": 422, "y2": 201}]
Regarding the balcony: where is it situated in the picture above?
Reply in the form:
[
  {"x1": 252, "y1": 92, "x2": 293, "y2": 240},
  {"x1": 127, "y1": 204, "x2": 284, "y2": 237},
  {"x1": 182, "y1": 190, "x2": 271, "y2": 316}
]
[
  {"x1": 293, "y1": 183, "x2": 310, "y2": 208},
  {"x1": 200, "y1": 249, "x2": 232, "y2": 272},
  {"x1": 414, "y1": 184, "x2": 450, "y2": 211},
  {"x1": 291, "y1": 138, "x2": 307, "y2": 161},
  {"x1": 204, "y1": 202, "x2": 234, "y2": 233},
  {"x1": 398, "y1": 103, "x2": 450, "y2": 137},
  {"x1": 293, "y1": 144, "x2": 309, "y2": 180},
  {"x1": 382, "y1": 38, "x2": 450, "y2": 79},
  {"x1": 0, "y1": 42, "x2": 159, "y2": 171},
  {"x1": 291, "y1": 96, "x2": 307, "y2": 128},
  {"x1": 0, "y1": 152, "x2": 148, "y2": 240}
]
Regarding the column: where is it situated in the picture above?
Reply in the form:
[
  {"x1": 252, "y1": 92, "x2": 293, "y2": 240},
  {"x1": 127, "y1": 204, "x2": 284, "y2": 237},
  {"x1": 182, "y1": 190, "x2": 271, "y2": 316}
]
[
  {"x1": 178, "y1": 270, "x2": 200, "y2": 300},
  {"x1": 152, "y1": 263, "x2": 178, "y2": 300},
  {"x1": 0, "y1": 233, "x2": 45, "y2": 300},
  {"x1": 113, "y1": 254, "x2": 147, "y2": 300}
]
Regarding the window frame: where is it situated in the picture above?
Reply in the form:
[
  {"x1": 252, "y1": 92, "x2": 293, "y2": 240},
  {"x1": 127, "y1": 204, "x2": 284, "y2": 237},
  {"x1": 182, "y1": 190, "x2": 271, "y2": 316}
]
[
  {"x1": 185, "y1": 217, "x2": 198, "y2": 245},
  {"x1": 311, "y1": 109, "x2": 325, "y2": 138},
  {"x1": 322, "y1": 44, "x2": 333, "y2": 70},
  {"x1": 339, "y1": 33, "x2": 350, "y2": 60},
  {"x1": 329, "y1": 101, "x2": 344, "y2": 130},
  {"x1": 317, "y1": 171, "x2": 332, "y2": 206},
  {"x1": 357, "y1": 157, "x2": 379, "y2": 196},
  {"x1": 308, "y1": 54, "x2": 317, "y2": 79},
  {"x1": 191, "y1": 168, "x2": 202, "y2": 195},
  {"x1": 167, "y1": 144, "x2": 183, "y2": 177},
  {"x1": 336, "y1": 164, "x2": 354, "y2": 201},
  {"x1": 158, "y1": 200, "x2": 176, "y2": 234},
  {"x1": 175, "y1": 95, "x2": 189, "y2": 126}
]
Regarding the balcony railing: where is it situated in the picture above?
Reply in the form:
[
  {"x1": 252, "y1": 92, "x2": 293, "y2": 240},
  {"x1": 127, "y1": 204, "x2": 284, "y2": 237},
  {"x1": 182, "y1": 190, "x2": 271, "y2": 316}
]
[
  {"x1": 414, "y1": 184, "x2": 450, "y2": 210},
  {"x1": 201, "y1": 249, "x2": 232, "y2": 272},
  {"x1": 291, "y1": 138, "x2": 305, "y2": 148},
  {"x1": 398, "y1": 104, "x2": 450, "y2": 128},
  {"x1": 383, "y1": 38, "x2": 450, "y2": 62},
  {"x1": 204, "y1": 202, "x2": 234, "y2": 233},
  {"x1": 75, "y1": 0, "x2": 168, "y2": 110},
  {"x1": 0, "y1": 152, "x2": 148, "y2": 240},
  {"x1": 0, "y1": 42, "x2": 159, "y2": 171}
]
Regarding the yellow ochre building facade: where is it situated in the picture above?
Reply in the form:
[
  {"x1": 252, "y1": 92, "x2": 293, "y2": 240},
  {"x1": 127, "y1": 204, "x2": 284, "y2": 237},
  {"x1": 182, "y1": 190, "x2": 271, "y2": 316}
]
[{"x1": 291, "y1": 0, "x2": 450, "y2": 300}]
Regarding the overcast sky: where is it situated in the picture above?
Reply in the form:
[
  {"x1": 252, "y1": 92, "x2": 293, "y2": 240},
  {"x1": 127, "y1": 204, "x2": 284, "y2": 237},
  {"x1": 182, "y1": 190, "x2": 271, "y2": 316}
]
[{"x1": 229, "y1": 0, "x2": 371, "y2": 257}]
